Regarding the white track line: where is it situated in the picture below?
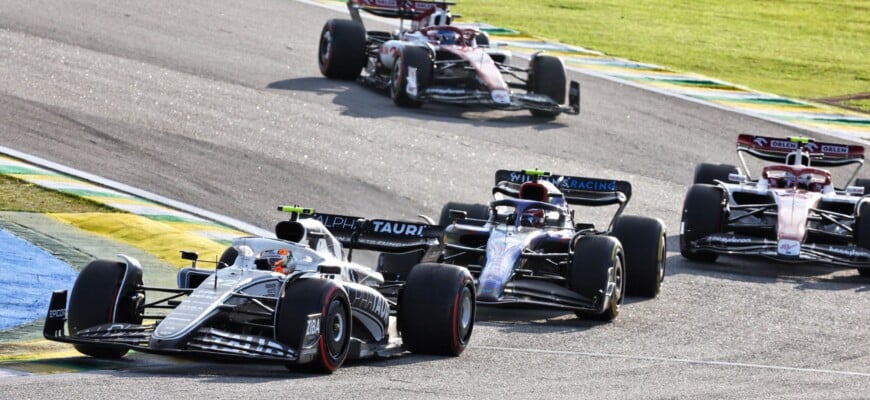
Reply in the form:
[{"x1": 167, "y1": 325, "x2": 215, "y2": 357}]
[
  {"x1": 0, "y1": 145, "x2": 274, "y2": 238},
  {"x1": 474, "y1": 345, "x2": 870, "y2": 378}
]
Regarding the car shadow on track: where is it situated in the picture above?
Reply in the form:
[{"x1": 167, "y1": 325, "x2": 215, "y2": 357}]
[
  {"x1": 266, "y1": 77, "x2": 571, "y2": 130},
  {"x1": 664, "y1": 234, "x2": 870, "y2": 292}
]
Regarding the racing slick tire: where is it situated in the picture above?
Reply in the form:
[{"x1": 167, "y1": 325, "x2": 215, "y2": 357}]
[
  {"x1": 390, "y1": 45, "x2": 432, "y2": 108},
  {"x1": 854, "y1": 178, "x2": 870, "y2": 197},
  {"x1": 68, "y1": 260, "x2": 144, "y2": 359},
  {"x1": 569, "y1": 236, "x2": 625, "y2": 321},
  {"x1": 853, "y1": 201, "x2": 870, "y2": 277},
  {"x1": 680, "y1": 184, "x2": 725, "y2": 262},
  {"x1": 318, "y1": 19, "x2": 366, "y2": 80},
  {"x1": 693, "y1": 163, "x2": 738, "y2": 185},
  {"x1": 611, "y1": 215, "x2": 667, "y2": 298},
  {"x1": 527, "y1": 54, "x2": 567, "y2": 118},
  {"x1": 275, "y1": 278, "x2": 351, "y2": 373},
  {"x1": 399, "y1": 263, "x2": 475, "y2": 356},
  {"x1": 438, "y1": 201, "x2": 490, "y2": 227}
]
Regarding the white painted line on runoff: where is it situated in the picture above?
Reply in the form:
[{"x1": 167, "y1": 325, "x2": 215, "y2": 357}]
[
  {"x1": 473, "y1": 345, "x2": 870, "y2": 378},
  {"x1": 296, "y1": 0, "x2": 869, "y2": 146},
  {"x1": 0, "y1": 145, "x2": 274, "y2": 238}
]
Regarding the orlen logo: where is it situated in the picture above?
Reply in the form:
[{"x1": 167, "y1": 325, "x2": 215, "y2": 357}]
[
  {"x1": 821, "y1": 144, "x2": 848, "y2": 154},
  {"x1": 770, "y1": 140, "x2": 798, "y2": 150}
]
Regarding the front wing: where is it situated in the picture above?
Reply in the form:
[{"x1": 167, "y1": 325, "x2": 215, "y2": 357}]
[
  {"x1": 43, "y1": 290, "x2": 319, "y2": 364},
  {"x1": 689, "y1": 234, "x2": 870, "y2": 268}
]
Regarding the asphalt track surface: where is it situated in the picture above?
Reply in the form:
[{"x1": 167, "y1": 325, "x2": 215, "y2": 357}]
[{"x1": 1, "y1": 0, "x2": 868, "y2": 398}]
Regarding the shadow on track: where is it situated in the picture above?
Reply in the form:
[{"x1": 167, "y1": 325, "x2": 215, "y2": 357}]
[
  {"x1": 664, "y1": 235, "x2": 870, "y2": 292},
  {"x1": 266, "y1": 77, "x2": 570, "y2": 130}
]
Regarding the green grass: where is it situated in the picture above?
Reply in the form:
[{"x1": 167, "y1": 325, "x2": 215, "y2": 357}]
[
  {"x1": 455, "y1": 0, "x2": 870, "y2": 110},
  {"x1": 0, "y1": 174, "x2": 117, "y2": 213}
]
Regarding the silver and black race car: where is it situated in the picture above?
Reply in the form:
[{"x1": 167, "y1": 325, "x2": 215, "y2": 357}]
[
  {"x1": 43, "y1": 206, "x2": 475, "y2": 373},
  {"x1": 437, "y1": 169, "x2": 666, "y2": 321},
  {"x1": 317, "y1": 0, "x2": 580, "y2": 117},
  {"x1": 681, "y1": 134, "x2": 870, "y2": 276}
]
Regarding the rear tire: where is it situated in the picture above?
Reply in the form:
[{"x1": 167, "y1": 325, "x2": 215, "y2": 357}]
[
  {"x1": 693, "y1": 163, "x2": 738, "y2": 185},
  {"x1": 390, "y1": 46, "x2": 432, "y2": 108},
  {"x1": 68, "y1": 260, "x2": 143, "y2": 359},
  {"x1": 680, "y1": 184, "x2": 725, "y2": 262},
  {"x1": 399, "y1": 263, "x2": 475, "y2": 356},
  {"x1": 318, "y1": 19, "x2": 366, "y2": 80},
  {"x1": 611, "y1": 215, "x2": 667, "y2": 298},
  {"x1": 438, "y1": 202, "x2": 490, "y2": 226},
  {"x1": 275, "y1": 278, "x2": 351, "y2": 373},
  {"x1": 527, "y1": 55, "x2": 567, "y2": 118},
  {"x1": 569, "y1": 236, "x2": 624, "y2": 321}
]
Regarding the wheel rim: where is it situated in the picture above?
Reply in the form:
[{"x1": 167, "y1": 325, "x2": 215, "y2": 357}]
[
  {"x1": 325, "y1": 300, "x2": 346, "y2": 358},
  {"x1": 319, "y1": 30, "x2": 332, "y2": 68},
  {"x1": 657, "y1": 233, "x2": 666, "y2": 283},
  {"x1": 456, "y1": 285, "x2": 473, "y2": 342},
  {"x1": 390, "y1": 56, "x2": 403, "y2": 99},
  {"x1": 613, "y1": 257, "x2": 625, "y2": 307}
]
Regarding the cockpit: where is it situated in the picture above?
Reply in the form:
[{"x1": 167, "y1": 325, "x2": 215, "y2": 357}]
[{"x1": 762, "y1": 166, "x2": 831, "y2": 192}]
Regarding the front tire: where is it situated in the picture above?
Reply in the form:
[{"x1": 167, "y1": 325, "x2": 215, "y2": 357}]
[
  {"x1": 318, "y1": 19, "x2": 366, "y2": 80},
  {"x1": 275, "y1": 278, "x2": 351, "y2": 373},
  {"x1": 693, "y1": 163, "x2": 738, "y2": 185},
  {"x1": 569, "y1": 236, "x2": 624, "y2": 321},
  {"x1": 399, "y1": 263, "x2": 475, "y2": 355},
  {"x1": 611, "y1": 215, "x2": 667, "y2": 298},
  {"x1": 680, "y1": 184, "x2": 726, "y2": 262},
  {"x1": 527, "y1": 54, "x2": 567, "y2": 118},
  {"x1": 68, "y1": 260, "x2": 143, "y2": 358},
  {"x1": 390, "y1": 46, "x2": 432, "y2": 108}
]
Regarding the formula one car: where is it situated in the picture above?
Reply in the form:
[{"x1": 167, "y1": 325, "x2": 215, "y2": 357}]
[
  {"x1": 680, "y1": 134, "x2": 870, "y2": 276},
  {"x1": 438, "y1": 169, "x2": 666, "y2": 321},
  {"x1": 43, "y1": 206, "x2": 475, "y2": 373},
  {"x1": 317, "y1": 0, "x2": 580, "y2": 117}
]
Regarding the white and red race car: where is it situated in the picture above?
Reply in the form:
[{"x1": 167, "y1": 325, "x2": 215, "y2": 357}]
[
  {"x1": 317, "y1": 0, "x2": 579, "y2": 118},
  {"x1": 681, "y1": 134, "x2": 870, "y2": 276}
]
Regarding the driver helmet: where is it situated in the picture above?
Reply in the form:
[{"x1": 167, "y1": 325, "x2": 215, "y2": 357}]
[
  {"x1": 428, "y1": 6, "x2": 453, "y2": 27},
  {"x1": 264, "y1": 248, "x2": 295, "y2": 274},
  {"x1": 436, "y1": 29, "x2": 457, "y2": 45},
  {"x1": 520, "y1": 209, "x2": 545, "y2": 228},
  {"x1": 769, "y1": 171, "x2": 795, "y2": 189}
]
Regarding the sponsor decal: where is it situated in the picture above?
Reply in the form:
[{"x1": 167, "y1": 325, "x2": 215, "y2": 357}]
[
  {"x1": 203, "y1": 330, "x2": 287, "y2": 356},
  {"x1": 805, "y1": 142, "x2": 819, "y2": 152},
  {"x1": 406, "y1": 66, "x2": 418, "y2": 97},
  {"x1": 821, "y1": 144, "x2": 848, "y2": 154},
  {"x1": 315, "y1": 215, "x2": 358, "y2": 231},
  {"x1": 777, "y1": 239, "x2": 800, "y2": 256},
  {"x1": 347, "y1": 288, "x2": 390, "y2": 322},
  {"x1": 370, "y1": 220, "x2": 426, "y2": 236},
  {"x1": 708, "y1": 235, "x2": 753, "y2": 244},
  {"x1": 427, "y1": 87, "x2": 468, "y2": 95},
  {"x1": 48, "y1": 308, "x2": 65, "y2": 319},
  {"x1": 506, "y1": 172, "x2": 618, "y2": 192},
  {"x1": 491, "y1": 90, "x2": 510, "y2": 105},
  {"x1": 770, "y1": 140, "x2": 798, "y2": 151},
  {"x1": 822, "y1": 246, "x2": 870, "y2": 259},
  {"x1": 305, "y1": 318, "x2": 320, "y2": 336}
]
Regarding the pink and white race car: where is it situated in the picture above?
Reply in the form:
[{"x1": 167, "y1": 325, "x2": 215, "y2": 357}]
[
  {"x1": 680, "y1": 134, "x2": 870, "y2": 276},
  {"x1": 317, "y1": 0, "x2": 579, "y2": 118}
]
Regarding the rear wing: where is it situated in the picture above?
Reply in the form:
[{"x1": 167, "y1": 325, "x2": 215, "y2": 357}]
[
  {"x1": 737, "y1": 134, "x2": 864, "y2": 167},
  {"x1": 493, "y1": 169, "x2": 632, "y2": 207},
  {"x1": 348, "y1": 0, "x2": 454, "y2": 21},
  {"x1": 304, "y1": 212, "x2": 442, "y2": 253}
]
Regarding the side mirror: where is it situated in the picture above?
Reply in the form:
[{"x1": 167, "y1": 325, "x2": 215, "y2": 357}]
[
  {"x1": 845, "y1": 186, "x2": 865, "y2": 196},
  {"x1": 449, "y1": 210, "x2": 468, "y2": 223},
  {"x1": 180, "y1": 251, "x2": 199, "y2": 261},
  {"x1": 728, "y1": 173, "x2": 746, "y2": 183}
]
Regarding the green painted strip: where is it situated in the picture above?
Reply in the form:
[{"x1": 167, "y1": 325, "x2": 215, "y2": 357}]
[
  {"x1": 59, "y1": 188, "x2": 139, "y2": 200},
  {"x1": 630, "y1": 76, "x2": 736, "y2": 89},
  {"x1": 141, "y1": 214, "x2": 234, "y2": 229},
  {"x1": 0, "y1": 165, "x2": 63, "y2": 176},
  {"x1": 482, "y1": 28, "x2": 520, "y2": 35}
]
